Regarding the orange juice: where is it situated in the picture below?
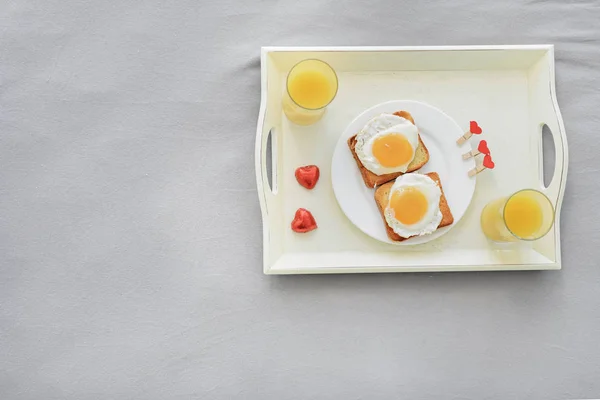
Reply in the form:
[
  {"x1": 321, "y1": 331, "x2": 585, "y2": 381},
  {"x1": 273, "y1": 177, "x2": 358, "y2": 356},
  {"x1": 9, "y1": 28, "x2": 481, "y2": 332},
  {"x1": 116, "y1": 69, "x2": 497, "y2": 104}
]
[
  {"x1": 283, "y1": 59, "x2": 338, "y2": 125},
  {"x1": 504, "y1": 191, "x2": 543, "y2": 238},
  {"x1": 480, "y1": 196, "x2": 515, "y2": 242},
  {"x1": 288, "y1": 70, "x2": 335, "y2": 110},
  {"x1": 480, "y1": 189, "x2": 554, "y2": 242}
]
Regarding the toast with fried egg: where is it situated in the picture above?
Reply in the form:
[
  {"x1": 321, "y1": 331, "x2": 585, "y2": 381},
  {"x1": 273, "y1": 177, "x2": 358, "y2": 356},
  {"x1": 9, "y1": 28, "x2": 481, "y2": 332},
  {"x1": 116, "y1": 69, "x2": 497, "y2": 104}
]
[
  {"x1": 348, "y1": 111, "x2": 430, "y2": 188},
  {"x1": 374, "y1": 172, "x2": 453, "y2": 242}
]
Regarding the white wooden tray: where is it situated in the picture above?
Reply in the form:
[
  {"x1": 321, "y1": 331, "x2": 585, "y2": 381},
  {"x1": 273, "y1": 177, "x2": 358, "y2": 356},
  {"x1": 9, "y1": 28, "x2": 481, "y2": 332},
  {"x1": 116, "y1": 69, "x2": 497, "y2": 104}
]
[{"x1": 255, "y1": 45, "x2": 568, "y2": 275}]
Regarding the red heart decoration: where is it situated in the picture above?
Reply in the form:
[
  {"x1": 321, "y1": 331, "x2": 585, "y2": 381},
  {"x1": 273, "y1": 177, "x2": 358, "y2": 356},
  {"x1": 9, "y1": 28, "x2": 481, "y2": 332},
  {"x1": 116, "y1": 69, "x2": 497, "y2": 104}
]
[
  {"x1": 483, "y1": 154, "x2": 495, "y2": 169},
  {"x1": 295, "y1": 165, "x2": 320, "y2": 190},
  {"x1": 291, "y1": 208, "x2": 317, "y2": 233},
  {"x1": 470, "y1": 121, "x2": 483, "y2": 135},
  {"x1": 478, "y1": 140, "x2": 490, "y2": 155}
]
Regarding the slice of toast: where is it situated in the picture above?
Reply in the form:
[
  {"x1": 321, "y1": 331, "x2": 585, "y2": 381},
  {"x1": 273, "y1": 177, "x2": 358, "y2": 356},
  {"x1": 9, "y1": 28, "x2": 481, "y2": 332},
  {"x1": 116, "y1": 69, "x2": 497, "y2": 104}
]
[
  {"x1": 374, "y1": 172, "x2": 454, "y2": 242},
  {"x1": 348, "y1": 111, "x2": 430, "y2": 188}
]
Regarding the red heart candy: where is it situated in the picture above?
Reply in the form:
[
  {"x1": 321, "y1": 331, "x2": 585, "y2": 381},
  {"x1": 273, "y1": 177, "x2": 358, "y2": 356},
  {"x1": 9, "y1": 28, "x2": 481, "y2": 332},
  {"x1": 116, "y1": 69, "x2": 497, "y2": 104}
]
[
  {"x1": 483, "y1": 154, "x2": 495, "y2": 169},
  {"x1": 470, "y1": 121, "x2": 482, "y2": 135},
  {"x1": 295, "y1": 165, "x2": 320, "y2": 190},
  {"x1": 477, "y1": 140, "x2": 490, "y2": 155},
  {"x1": 291, "y1": 208, "x2": 317, "y2": 233}
]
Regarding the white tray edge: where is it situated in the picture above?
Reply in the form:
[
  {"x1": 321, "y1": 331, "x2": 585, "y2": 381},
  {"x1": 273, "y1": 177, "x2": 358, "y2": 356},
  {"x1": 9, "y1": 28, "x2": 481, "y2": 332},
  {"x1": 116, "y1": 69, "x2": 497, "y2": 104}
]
[
  {"x1": 255, "y1": 45, "x2": 568, "y2": 274},
  {"x1": 261, "y1": 44, "x2": 555, "y2": 52}
]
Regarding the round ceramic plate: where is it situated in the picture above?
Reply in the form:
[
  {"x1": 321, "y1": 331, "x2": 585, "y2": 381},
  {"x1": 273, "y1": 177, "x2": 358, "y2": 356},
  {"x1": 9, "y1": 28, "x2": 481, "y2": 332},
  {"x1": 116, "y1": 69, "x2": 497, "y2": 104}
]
[{"x1": 331, "y1": 100, "x2": 476, "y2": 245}]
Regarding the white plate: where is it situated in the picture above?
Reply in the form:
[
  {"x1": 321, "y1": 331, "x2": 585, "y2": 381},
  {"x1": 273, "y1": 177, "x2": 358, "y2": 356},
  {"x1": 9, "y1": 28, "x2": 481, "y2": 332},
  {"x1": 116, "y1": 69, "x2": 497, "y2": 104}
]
[{"x1": 331, "y1": 100, "x2": 477, "y2": 245}]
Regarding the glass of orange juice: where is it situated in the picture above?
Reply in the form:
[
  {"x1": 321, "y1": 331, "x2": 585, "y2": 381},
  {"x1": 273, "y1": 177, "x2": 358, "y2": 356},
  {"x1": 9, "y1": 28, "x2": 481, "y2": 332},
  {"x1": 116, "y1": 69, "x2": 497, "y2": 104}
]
[
  {"x1": 480, "y1": 189, "x2": 555, "y2": 242},
  {"x1": 282, "y1": 59, "x2": 338, "y2": 125}
]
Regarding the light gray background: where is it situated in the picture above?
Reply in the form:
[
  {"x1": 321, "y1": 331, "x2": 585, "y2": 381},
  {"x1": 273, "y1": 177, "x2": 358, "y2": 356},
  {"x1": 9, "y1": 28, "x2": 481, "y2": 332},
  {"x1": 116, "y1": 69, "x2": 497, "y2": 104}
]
[{"x1": 1, "y1": 0, "x2": 599, "y2": 399}]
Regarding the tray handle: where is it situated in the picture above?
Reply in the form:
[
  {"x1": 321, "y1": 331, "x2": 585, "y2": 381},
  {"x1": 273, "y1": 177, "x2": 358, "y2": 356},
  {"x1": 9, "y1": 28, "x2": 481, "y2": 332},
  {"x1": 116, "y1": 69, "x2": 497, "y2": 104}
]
[
  {"x1": 539, "y1": 99, "x2": 568, "y2": 206},
  {"x1": 255, "y1": 102, "x2": 278, "y2": 202},
  {"x1": 261, "y1": 126, "x2": 277, "y2": 194}
]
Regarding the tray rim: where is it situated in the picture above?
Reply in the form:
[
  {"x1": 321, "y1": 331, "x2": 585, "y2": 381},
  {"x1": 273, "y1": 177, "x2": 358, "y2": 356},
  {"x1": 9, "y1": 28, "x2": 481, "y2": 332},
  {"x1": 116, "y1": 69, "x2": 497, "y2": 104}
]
[
  {"x1": 261, "y1": 44, "x2": 555, "y2": 53},
  {"x1": 256, "y1": 44, "x2": 568, "y2": 275}
]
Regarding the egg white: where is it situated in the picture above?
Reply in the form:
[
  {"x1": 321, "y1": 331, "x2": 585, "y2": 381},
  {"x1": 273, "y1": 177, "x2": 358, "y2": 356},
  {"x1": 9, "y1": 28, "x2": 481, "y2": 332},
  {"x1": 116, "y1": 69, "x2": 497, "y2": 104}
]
[
  {"x1": 355, "y1": 114, "x2": 419, "y2": 175},
  {"x1": 384, "y1": 174, "x2": 442, "y2": 238}
]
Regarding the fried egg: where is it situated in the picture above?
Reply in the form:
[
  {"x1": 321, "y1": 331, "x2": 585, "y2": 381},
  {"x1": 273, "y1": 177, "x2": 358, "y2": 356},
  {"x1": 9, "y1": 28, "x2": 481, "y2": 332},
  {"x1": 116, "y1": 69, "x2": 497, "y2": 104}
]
[
  {"x1": 355, "y1": 114, "x2": 419, "y2": 175},
  {"x1": 384, "y1": 174, "x2": 442, "y2": 238}
]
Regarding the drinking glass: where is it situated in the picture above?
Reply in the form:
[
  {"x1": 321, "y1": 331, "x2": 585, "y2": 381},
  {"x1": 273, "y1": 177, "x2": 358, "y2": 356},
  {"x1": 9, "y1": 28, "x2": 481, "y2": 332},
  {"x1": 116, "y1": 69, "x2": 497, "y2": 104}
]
[
  {"x1": 282, "y1": 59, "x2": 338, "y2": 126},
  {"x1": 480, "y1": 189, "x2": 555, "y2": 242}
]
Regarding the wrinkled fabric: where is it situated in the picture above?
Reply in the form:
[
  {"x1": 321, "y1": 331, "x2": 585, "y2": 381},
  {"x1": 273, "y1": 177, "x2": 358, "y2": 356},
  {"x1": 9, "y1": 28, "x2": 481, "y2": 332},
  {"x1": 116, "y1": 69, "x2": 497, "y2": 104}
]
[{"x1": 1, "y1": 0, "x2": 599, "y2": 399}]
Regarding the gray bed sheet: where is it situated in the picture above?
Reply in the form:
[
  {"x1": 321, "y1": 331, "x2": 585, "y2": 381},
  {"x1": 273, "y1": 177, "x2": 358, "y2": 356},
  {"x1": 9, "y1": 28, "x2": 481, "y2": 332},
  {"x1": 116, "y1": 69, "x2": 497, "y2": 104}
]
[{"x1": 1, "y1": 0, "x2": 600, "y2": 398}]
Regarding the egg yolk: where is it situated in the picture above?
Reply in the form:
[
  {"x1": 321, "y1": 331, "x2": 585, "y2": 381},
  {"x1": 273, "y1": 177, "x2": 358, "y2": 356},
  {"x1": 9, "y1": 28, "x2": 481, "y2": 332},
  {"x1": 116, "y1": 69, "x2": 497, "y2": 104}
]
[
  {"x1": 389, "y1": 187, "x2": 428, "y2": 225},
  {"x1": 372, "y1": 134, "x2": 414, "y2": 168}
]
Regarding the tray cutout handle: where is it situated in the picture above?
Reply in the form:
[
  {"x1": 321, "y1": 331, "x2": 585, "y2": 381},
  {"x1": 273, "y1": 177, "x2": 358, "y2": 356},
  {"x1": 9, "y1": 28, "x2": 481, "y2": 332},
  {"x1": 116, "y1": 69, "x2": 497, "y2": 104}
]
[
  {"x1": 261, "y1": 127, "x2": 278, "y2": 194},
  {"x1": 540, "y1": 123, "x2": 556, "y2": 189},
  {"x1": 537, "y1": 114, "x2": 567, "y2": 205}
]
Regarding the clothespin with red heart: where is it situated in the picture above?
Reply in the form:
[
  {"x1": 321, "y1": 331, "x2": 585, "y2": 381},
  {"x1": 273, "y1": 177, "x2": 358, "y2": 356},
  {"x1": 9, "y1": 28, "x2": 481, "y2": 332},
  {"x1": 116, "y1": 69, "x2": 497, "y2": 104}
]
[
  {"x1": 457, "y1": 121, "x2": 482, "y2": 145},
  {"x1": 468, "y1": 153, "x2": 495, "y2": 177},
  {"x1": 462, "y1": 140, "x2": 490, "y2": 160}
]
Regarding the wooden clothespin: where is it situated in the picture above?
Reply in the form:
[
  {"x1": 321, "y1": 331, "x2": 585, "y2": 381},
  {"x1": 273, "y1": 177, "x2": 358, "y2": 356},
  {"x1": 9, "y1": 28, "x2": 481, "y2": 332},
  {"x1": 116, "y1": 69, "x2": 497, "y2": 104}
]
[
  {"x1": 457, "y1": 121, "x2": 483, "y2": 145},
  {"x1": 468, "y1": 154, "x2": 495, "y2": 177},
  {"x1": 462, "y1": 140, "x2": 490, "y2": 160}
]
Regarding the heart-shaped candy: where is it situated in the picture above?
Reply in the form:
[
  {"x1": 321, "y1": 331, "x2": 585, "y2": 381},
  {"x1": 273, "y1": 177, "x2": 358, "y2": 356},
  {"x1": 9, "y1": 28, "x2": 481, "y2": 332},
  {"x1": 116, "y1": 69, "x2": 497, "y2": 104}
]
[
  {"x1": 295, "y1": 165, "x2": 320, "y2": 190},
  {"x1": 470, "y1": 121, "x2": 483, "y2": 135},
  {"x1": 483, "y1": 154, "x2": 495, "y2": 169},
  {"x1": 291, "y1": 208, "x2": 317, "y2": 233},
  {"x1": 478, "y1": 140, "x2": 490, "y2": 155}
]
